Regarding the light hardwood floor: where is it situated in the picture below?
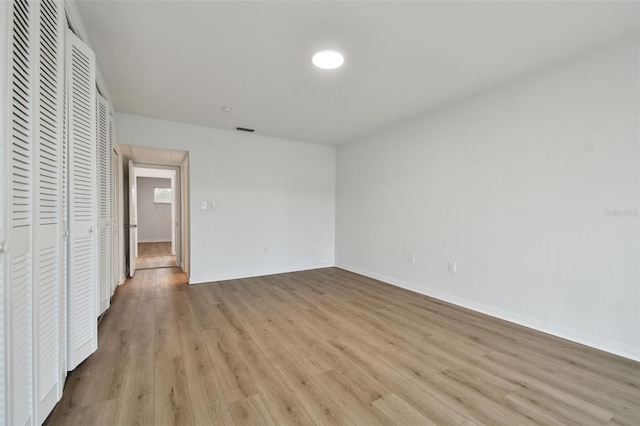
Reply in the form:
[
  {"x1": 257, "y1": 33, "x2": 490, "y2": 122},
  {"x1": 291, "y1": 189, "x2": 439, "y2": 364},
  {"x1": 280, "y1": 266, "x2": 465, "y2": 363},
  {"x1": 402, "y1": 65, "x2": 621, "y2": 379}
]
[
  {"x1": 46, "y1": 267, "x2": 640, "y2": 425},
  {"x1": 137, "y1": 242, "x2": 176, "y2": 270}
]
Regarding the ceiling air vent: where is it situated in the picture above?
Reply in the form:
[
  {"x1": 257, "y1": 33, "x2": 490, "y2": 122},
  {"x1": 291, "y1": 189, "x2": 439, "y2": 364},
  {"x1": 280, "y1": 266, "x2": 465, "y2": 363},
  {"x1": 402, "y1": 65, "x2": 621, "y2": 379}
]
[{"x1": 236, "y1": 127, "x2": 255, "y2": 133}]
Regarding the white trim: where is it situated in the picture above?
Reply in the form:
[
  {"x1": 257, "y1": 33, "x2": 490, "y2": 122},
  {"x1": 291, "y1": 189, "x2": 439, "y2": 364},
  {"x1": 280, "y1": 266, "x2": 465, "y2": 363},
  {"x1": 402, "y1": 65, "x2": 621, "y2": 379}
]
[
  {"x1": 336, "y1": 263, "x2": 640, "y2": 362},
  {"x1": 137, "y1": 239, "x2": 171, "y2": 244},
  {"x1": 135, "y1": 167, "x2": 175, "y2": 179}
]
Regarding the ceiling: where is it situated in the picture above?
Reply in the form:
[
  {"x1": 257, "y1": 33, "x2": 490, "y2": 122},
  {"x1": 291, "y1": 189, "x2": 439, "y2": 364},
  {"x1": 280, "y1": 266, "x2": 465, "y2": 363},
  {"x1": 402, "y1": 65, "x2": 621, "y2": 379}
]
[{"x1": 76, "y1": 1, "x2": 639, "y2": 146}]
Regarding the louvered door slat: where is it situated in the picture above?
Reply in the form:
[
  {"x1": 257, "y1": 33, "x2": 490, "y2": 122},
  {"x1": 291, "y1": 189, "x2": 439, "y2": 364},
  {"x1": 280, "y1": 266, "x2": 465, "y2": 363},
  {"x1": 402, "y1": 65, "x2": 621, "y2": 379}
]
[
  {"x1": 66, "y1": 29, "x2": 97, "y2": 371},
  {"x1": 34, "y1": 0, "x2": 64, "y2": 422},
  {"x1": 8, "y1": 1, "x2": 34, "y2": 424}
]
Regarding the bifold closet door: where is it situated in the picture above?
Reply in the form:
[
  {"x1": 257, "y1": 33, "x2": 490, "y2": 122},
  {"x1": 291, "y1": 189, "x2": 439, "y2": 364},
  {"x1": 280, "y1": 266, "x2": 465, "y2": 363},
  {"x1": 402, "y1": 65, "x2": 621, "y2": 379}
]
[
  {"x1": 97, "y1": 94, "x2": 112, "y2": 314},
  {"x1": 6, "y1": 0, "x2": 35, "y2": 424},
  {"x1": 111, "y1": 131, "x2": 120, "y2": 294},
  {"x1": 0, "y1": 1, "x2": 6, "y2": 422},
  {"x1": 3, "y1": 0, "x2": 66, "y2": 422},
  {"x1": 33, "y1": 0, "x2": 65, "y2": 421},
  {"x1": 66, "y1": 28, "x2": 98, "y2": 370},
  {"x1": 109, "y1": 114, "x2": 117, "y2": 295}
]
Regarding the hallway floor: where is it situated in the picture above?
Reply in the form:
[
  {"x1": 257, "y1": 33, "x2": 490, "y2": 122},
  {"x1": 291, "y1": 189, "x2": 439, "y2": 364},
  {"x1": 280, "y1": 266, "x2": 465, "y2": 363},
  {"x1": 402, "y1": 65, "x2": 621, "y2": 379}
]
[{"x1": 136, "y1": 242, "x2": 175, "y2": 270}]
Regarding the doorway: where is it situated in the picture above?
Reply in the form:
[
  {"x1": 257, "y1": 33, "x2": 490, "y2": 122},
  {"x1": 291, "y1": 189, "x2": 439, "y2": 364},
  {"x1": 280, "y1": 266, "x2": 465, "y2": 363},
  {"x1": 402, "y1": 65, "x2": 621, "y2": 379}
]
[
  {"x1": 121, "y1": 144, "x2": 190, "y2": 278},
  {"x1": 135, "y1": 169, "x2": 176, "y2": 270}
]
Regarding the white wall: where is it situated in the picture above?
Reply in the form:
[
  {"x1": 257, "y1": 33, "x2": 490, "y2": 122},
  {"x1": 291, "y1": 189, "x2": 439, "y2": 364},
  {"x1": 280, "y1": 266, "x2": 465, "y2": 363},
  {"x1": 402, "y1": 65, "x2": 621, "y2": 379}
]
[
  {"x1": 336, "y1": 36, "x2": 640, "y2": 360},
  {"x1": 116, "y1": 115, "x2": 336, "y2": 283},
  {"x1": 136, "y1": 177, "x2": 172, "y2": 243}
]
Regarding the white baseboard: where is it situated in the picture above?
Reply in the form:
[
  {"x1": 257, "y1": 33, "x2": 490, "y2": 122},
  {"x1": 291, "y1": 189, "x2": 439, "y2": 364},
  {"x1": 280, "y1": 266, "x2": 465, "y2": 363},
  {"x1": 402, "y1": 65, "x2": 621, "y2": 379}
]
[
  {"x1": 138, "y1": 239, "x2": 171, "y2": 243},
  {"x1": 336, "y1": 263, "x2": 639, "y2": 362},
  {"x1": 188, "y1": 264, "x2": 335, "y2": 285}
]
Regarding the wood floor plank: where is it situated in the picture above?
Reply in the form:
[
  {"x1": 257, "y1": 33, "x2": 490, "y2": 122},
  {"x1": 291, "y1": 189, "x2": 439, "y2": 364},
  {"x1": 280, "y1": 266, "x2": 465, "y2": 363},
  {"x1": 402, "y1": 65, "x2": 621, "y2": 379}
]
[
  {"x1": 253, "y1": 366, "x2": 316, "y2": 426},
  {"x1": 372, "y1": 393, "x2": 437, "y2": 426},
  {"x1": 507, "y1": 384, "x2": 614, "y2": 424},
  {"x1": 557, "y1": 364, "x2": 640, "y2": 407},
  {"x1": 250, "y1": 301, "x2": 332, "y2": 375},
  {"x1": 475, "y1": 353, "x2": 616, "y2": 424},
  {"x1": 200, "y1": 327, "x2": 258, "y2": 403},
  {"x1": 554, "y1": 367, "x2": 640, "y2": 424},
  {"x1": 46, "y1": 398, "x2": 118, "y2": 426},
  {"x1": 325, "y1": 335, "x2": 469, "y2": 425},
  {"x1": 112, "y1": 341, "x2": 155, "y2": 425},
  {"x1": 180, "y1": 330, "x2": 235, "y2": 425},
  {"x1": 154, "y1": 355, "x2": 194, "y2": 426},
  {"x1": 136, "y1": 242, "x2": 175, "y2": 269},
  {"x1": 607, "y1": 413, "x2": 640, "y2": 426},
  {"x1": 229, "y1": 394, "x2": 276, "y2": 426},
  {"x1": 313, "y1": 369, "x2": 393, "y2": 426},
  {"x1": 46, "y1": 267, "x2": 640, "y2": 426},
  {"x1": 269, "y1": 351, "x2": 357, "y2": 426}
]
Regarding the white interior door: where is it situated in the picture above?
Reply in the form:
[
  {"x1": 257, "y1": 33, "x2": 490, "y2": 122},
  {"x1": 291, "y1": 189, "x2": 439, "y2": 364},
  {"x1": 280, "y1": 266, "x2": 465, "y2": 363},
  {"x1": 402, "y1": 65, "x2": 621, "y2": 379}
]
[
  {"x1": 66, "y1": 28, "x2": 97, "y2": 370},
  {"x1": 128, "y1": 160, "x2": 137, "y2": 277},
  {"x1": 33, "y1": 0, "x2": 65, "y2": 421},
  {"x1": 96, "y1": 94, "x2": 111, "y2": 314}
]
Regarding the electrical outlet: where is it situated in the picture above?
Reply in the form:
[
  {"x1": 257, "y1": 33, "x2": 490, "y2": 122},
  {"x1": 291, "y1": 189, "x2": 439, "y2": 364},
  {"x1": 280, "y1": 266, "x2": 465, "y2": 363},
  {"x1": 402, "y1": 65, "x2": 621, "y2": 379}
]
[
  {"x1": 409, "y1": 253, "x2": 416, "y2": 263},
  {"x1": 448, "y1": 261, "x2": 456, "y2": 273}
]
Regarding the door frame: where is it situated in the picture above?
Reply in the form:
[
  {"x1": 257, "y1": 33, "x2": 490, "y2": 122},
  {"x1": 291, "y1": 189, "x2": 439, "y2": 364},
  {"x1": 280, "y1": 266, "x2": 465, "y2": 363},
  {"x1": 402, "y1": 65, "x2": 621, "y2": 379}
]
[
  {"x1": 127, "y1": 164, "x2": 182, "y2": 276},
  {"x1": 127, "y1": 160, "x2": 137, "y2": 277}
]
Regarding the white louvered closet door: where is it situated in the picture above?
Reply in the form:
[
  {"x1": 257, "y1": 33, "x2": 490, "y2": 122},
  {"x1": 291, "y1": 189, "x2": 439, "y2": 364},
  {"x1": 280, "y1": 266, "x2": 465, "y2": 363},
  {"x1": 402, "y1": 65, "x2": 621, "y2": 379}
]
[
  {"x1": 109, "y1": 113, "x2": 116, "y2": 295},
  {"x1": 7, "y1": 0, "x2": 35, "y2": 424},
  {"x1": 0, "y1": 1, "x2": 6, "y2": 422},
  {"x1": 33, "y1": 0, "x2": 65, "y2": 421},
  {"x1": 60, "y1": 7, "x2": 69, "y2": 389},
  {"x1": 66, "y1": 29, "x2": 98, "y2": 370},
  {"x1": 97, "y1": 94, "x2": 111, "y2": 314},
  {"x1": 111, "y1": 123, "x2": 119, "y2": 294}
]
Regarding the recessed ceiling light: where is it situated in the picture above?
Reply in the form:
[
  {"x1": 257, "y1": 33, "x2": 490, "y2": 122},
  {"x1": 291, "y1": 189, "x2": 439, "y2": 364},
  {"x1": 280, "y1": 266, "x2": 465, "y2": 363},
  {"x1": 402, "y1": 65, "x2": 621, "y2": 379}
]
[
  {"x1": 222, "y1": 106, "x2": 232, "y2": 113},
  {"x1": 312, "y1": 50, "x2": 344, "y2": 69}
]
